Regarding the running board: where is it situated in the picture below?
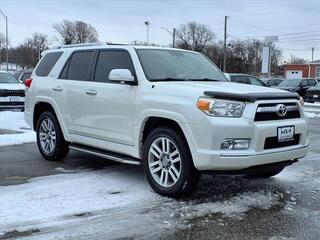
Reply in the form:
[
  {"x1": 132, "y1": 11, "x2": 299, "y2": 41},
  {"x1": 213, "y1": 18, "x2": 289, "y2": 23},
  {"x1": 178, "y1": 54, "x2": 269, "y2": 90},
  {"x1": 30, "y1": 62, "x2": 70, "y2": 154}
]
[{"x1": 69, "y1": 144, "x2": 141, "y2": 165}]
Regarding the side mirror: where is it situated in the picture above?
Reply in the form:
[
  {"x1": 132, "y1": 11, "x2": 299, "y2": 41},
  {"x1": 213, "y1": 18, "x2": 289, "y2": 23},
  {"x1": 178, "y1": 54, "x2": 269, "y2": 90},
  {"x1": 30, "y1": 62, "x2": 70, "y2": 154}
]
[{"x1": 108, "y1": 69, "x2": 135, "y2": 83}]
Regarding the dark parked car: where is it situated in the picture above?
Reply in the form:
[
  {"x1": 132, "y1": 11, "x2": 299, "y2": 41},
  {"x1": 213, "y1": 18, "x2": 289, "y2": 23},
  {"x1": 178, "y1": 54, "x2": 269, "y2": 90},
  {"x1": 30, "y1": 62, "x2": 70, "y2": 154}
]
[
  {"x1": 306, "y1": 82, "x2": 320, "y2": 102},
  {"x1": 227, "y1": 73, "x2": 267, "y2": 87},
  {"x1": 261, "y1": 78, "x2": 284, "y2": 87},
  {"x1": 13, "y1": 70, "x2": 32, "y2": 84},
  {"x1": 276, "y1": 78, "x2": 318, "y2": 99}
]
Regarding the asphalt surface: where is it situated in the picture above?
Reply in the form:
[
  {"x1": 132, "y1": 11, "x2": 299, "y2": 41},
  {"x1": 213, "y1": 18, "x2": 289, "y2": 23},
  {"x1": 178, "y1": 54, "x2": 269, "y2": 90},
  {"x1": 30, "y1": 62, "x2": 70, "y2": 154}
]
[{"x1": 0, "y1": 118, "x2": 319, "y2": 240}]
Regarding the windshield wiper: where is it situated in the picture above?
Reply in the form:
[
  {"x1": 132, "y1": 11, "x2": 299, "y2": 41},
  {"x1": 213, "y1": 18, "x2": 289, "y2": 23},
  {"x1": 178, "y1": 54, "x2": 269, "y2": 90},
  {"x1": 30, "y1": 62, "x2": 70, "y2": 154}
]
[
  {"x1": 149, "y1": 78, "x2": 187, "y2": 82},
  {"x1": 150, "y1": 78, "x2": 223, "y2": 82}
]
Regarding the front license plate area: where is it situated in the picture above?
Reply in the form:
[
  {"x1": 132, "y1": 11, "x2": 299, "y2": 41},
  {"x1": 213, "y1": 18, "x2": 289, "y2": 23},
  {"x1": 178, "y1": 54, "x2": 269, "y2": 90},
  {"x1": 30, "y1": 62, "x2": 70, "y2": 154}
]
[
  {"x1": 10, "y1": 96, "x2": 19, "y2": 102},
  {"x1": 278, "y1": 126, "x2": 295, "y2": 142},
  {"x1": 313, "y1": 94, "x2": 318, "y2": 98}
]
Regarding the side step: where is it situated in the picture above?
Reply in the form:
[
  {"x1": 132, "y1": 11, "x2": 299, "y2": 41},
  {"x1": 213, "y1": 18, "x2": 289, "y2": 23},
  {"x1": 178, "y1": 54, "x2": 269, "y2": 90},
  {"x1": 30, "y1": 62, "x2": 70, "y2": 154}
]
[{"x1": 69, "y1": 144, "x2": 141, "y2": 165}]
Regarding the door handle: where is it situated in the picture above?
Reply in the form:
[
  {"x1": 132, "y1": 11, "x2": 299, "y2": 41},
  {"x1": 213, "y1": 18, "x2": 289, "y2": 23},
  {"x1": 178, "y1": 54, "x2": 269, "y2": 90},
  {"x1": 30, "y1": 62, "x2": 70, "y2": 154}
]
[
  {"x1": 52, "y1": 86, "x2": 63, "y2": 92},
  {"x1": 85, "y1": 90, "x2": 97, "y2": 96}
]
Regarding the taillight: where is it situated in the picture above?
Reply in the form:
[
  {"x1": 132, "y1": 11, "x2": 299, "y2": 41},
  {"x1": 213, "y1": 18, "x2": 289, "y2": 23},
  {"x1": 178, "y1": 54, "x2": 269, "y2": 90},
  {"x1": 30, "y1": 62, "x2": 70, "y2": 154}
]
[{"x1": 25, "y1": 78, "x2": 33, "y2": 88}]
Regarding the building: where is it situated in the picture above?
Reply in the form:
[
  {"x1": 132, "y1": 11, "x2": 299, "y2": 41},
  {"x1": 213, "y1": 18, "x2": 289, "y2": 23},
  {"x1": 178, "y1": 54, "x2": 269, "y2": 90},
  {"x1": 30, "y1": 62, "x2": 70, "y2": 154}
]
[{"x1": 283, "y1": 60, "x2": 320, "y2": 79}]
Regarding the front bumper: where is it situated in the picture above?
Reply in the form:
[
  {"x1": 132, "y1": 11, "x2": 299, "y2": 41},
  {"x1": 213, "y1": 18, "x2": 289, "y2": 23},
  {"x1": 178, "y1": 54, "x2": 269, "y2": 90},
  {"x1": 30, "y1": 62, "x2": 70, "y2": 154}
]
[{"x1": 186, "y1": 112, "x2": 308, "y2": 171}]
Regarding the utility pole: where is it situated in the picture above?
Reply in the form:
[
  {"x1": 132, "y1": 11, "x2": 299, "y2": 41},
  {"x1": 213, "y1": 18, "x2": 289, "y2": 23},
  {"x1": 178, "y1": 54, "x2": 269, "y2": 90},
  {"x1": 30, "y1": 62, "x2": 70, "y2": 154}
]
[
  {"x1": 144, "y1": 20, "x2": 150, "y2": 45},
  {"x1": 161, "y1": 27, "x2": 176, "y2": 48},
  {"x1": 311, "y1": 47, "x2": 315, "y2": 62},
  {"x1": 254, "y1": 42, "x2": 259, "y2": 75},
  {"x1": 0, "y1": 9, "x2": 8, "y2": 71},
  {"x1": 172, "y1": 28, "x2": 176, "y2": 48},
  {"x1": 223, "y1": 16, "x2": 228, "y2": 72}
]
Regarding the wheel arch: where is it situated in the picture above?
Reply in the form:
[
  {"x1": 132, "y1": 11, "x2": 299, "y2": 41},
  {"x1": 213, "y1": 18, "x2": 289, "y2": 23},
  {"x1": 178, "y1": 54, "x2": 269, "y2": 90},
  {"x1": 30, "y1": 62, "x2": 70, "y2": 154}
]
[
  {"x1": 139, "y1": 116, "x2": 195, "y2": 162},
  {"x1": 32, "y1": 101, "x2": 69, "y2": 141}
]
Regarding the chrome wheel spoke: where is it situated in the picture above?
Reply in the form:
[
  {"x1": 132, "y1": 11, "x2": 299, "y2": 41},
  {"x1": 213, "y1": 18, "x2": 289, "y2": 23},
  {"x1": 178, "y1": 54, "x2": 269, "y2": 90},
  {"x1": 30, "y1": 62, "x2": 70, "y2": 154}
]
[
  {"x1": 169, "y1": 168, "x2": 178, "y2": 182},
  {"x1": 151, "y1": 166, "x2": 162, "y2": 174},
  {"x1": 150, "y1": 143, "x2": 162, "y2": 159}
]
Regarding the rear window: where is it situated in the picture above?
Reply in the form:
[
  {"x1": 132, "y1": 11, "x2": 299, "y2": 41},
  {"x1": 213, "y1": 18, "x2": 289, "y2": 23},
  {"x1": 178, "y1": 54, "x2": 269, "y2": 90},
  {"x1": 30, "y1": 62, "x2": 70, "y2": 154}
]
[{"x1": 35, "y1": 52, "x2": 63, "y2": 77}]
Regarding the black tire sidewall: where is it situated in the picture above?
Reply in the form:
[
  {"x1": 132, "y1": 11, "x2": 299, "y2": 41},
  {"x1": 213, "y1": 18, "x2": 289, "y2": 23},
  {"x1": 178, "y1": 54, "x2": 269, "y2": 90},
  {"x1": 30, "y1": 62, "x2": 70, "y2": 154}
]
[{"x1": 142, "y1": 127, "x2": 195, "y2": 197}]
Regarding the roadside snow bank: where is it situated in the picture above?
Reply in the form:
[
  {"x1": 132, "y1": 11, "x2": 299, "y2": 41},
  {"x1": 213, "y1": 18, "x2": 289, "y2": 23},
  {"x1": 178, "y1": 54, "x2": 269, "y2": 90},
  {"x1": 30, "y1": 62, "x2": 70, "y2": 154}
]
[
  {"x1": 0, "y1": 111, "x2": 35, "y2": 146},
  {"x1": 0, "y1": 166, "x2": 159, "y2": 232}
]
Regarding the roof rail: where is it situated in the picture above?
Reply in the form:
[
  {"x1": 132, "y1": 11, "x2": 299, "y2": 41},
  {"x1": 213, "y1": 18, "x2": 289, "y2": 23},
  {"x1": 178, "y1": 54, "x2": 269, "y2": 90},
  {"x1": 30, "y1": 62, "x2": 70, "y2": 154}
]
[{"x1": 52, "y1": 42, "x2": 106, "y2": 49}]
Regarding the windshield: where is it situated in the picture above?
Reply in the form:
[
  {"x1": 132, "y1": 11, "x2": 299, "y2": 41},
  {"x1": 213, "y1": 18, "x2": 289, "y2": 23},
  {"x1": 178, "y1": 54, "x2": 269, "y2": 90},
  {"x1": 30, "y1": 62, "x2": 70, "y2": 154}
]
[
  {"x1": 0, "y1": 72, "x2": 19, "y2": 84},
  {"x1": 279, "y1": 79, "x2": 299, "y2": 87},
  {"x1": 136, "y1": 49, "x2": 227, "y2": 82}
]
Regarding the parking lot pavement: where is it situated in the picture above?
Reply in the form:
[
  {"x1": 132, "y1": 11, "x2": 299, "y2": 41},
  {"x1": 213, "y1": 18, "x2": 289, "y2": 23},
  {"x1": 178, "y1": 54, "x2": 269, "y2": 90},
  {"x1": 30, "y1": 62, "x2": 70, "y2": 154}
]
[{"x1": 0, "y1": 118, "x2": 319, "y2": 240}]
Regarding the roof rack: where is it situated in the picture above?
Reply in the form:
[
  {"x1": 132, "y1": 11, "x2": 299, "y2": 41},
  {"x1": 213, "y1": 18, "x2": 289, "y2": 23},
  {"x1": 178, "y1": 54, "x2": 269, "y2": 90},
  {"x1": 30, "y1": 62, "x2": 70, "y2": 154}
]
[{"x1": 52, "y1": 42, "x2": 106, "y2": 49}]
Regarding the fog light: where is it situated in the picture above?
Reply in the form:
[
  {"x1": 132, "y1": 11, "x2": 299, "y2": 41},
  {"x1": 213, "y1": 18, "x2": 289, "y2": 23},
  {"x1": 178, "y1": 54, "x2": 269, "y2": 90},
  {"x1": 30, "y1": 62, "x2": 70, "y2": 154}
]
[{"x1": 221, "y1": 139, "x2": 250, "y2": 150}]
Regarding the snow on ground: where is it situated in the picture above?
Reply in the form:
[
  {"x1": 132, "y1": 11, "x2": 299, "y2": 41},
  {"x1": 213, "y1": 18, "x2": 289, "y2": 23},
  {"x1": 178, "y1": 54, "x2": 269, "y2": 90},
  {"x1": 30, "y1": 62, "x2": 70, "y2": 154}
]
[
  {"x1": 0, "y1": 166, "x2": 283, "y2": 235},
  {"x1": 0, "y1": 111, "x2": 35, "y2": 146}
]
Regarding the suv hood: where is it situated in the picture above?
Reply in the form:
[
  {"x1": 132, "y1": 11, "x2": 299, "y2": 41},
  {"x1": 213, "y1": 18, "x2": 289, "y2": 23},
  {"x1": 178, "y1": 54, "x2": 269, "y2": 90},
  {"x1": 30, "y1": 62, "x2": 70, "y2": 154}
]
[
  {"x1": 157, "y1": 81, "x2": 288, "y2": 94},
  {"x1": 0, "y1": 83, "x2": 25, "y2": 90},
  {"x1": 155, "y1": 81, "x2": 299, "y2": 102}
]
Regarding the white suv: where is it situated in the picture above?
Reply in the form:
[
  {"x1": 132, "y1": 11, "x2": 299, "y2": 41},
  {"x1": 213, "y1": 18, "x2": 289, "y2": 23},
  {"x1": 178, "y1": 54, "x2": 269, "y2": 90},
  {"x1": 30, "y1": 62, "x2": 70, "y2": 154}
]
[{"x1": 25, "y1": 43, "x2": 308, "y2": 197}]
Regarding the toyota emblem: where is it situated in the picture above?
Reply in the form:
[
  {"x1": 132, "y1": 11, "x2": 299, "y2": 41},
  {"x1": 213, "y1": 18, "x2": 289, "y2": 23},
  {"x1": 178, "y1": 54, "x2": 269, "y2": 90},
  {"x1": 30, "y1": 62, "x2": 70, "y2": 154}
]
[{"x1": 276, "y1": 104, "x2": 287, "y2": 117}]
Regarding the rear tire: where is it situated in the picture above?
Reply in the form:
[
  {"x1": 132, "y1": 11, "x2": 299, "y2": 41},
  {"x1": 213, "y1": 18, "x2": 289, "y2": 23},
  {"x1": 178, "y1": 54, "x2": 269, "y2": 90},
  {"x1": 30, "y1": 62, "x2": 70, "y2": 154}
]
[
  {"x1": 142, "y1": 127, "x2": 200, "y2": 197},
  {"x1": 246, "y1": 167, "x2": 284, "y2": 179},
  {"x1": 36, "y1": 111, "x2": 69, "y2": 161}
]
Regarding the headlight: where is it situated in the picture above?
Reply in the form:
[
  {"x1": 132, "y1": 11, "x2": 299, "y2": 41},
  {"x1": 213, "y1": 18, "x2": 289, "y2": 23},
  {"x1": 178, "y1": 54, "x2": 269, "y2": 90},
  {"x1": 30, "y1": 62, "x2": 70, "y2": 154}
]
[{"x1": 197, "y1": 97, "x2": 245, "y2": 118}]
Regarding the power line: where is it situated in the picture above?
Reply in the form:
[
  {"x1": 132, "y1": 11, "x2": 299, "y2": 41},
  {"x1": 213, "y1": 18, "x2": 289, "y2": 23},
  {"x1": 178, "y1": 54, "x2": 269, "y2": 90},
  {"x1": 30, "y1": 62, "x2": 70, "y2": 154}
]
[{"x1": 230, "y1": 6, "x2": 320, "y2": 18}]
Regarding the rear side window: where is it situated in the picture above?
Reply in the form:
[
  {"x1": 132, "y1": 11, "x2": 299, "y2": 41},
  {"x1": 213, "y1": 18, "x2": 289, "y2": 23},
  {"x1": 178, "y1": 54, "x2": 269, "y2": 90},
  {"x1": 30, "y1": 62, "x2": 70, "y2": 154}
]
[
  {"x1": 66, "y1": 51, "x2": 95, "y2": 81},
  {"x1": 35, "y1": 52, "x2": 63, "y2": 76},
  {"x1": 249, "y1": 77, "x2": 265, "y2": 86},
  {"x1": 94, "y1": 50, "x2": 135, "y2": 82},
  {"x1": 308, "y1": 79, "x2": 317, "y2": 86}
]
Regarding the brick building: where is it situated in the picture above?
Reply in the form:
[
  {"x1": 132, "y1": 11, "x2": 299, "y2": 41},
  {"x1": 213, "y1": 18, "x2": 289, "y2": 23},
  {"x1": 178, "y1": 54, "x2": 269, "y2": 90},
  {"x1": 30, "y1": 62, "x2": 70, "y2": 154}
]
[{"x1": 283, "y1": 60, "x2": 320, "y2": 79}]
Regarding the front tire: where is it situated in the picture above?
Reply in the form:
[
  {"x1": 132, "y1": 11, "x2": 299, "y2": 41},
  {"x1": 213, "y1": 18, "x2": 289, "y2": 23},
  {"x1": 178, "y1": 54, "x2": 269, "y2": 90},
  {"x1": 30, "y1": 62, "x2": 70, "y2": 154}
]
[
  {"x1": 36, "y1": 111, "x2": 69, "y2": 161},
  {"x1": 142, "y1": 127, "x2": 200, "y2": 197}
]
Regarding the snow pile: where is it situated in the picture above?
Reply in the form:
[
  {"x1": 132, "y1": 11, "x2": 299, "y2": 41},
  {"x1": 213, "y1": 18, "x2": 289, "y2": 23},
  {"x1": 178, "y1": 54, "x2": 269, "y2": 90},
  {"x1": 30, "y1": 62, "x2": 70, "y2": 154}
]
[
  {"x1": 0, "y1": 111, "x2": 35, "y2": 146},
  {"x1": 191, "y1": 191, "x2": 280, "y2": 217},
  {"x1": 0, "y1": 166, "x2": 159, "y2": 233}
]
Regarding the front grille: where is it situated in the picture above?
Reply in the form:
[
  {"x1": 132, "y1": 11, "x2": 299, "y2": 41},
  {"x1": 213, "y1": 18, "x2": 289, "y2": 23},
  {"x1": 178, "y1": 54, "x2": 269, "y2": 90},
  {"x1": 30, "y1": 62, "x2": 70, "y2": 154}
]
[
  {"x1": 0, "y1": 101, "x2": 24, "y2": 106},
  {"x1": 254, "y1": 103, "x2": 300, "y2": 121},
  {"x1": 0, "y1": 89, "x2": 25, "y2": 97},
  {"x1": 264, "y1": 134, "x2": 300, "y2": 150}
]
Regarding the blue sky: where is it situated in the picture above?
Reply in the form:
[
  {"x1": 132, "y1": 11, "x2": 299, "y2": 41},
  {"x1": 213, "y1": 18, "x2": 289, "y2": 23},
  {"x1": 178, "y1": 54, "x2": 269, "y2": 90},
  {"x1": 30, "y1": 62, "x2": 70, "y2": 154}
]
[{"x1": 0, "y1": 0, "x2": 319, "y2": 62}]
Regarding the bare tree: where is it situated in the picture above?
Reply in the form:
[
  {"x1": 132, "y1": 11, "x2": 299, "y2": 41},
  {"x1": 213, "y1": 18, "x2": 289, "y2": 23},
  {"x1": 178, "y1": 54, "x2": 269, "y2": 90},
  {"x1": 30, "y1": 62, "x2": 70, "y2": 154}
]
[
  {"x1": 176, "y1": 22, "x2": 215, "y2": 52},
  {"x1": 289, "y1": 55, "x2": 307, "y2": 64},
  {"x1": 0, "y1": 33, "x2": 8, "y2": 63},
  {"x1": 53, "y1": 20, "x2": 99, "y2": 45}
]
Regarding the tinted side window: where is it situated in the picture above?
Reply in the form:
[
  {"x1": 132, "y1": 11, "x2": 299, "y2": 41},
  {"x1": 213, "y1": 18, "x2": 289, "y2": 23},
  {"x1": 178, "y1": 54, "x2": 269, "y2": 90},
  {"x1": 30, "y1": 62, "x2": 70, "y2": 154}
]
[
  {"x1": 249, "y1": 77, "x2": 265, "y2": 86},
  {"x1": 231, "y1": 76, "x2": 248, "y2": 84},
  {"x1": 94, "y1": 50, "x2": 134, "y2": 82},
  {"x1": 67, "y1": 51, "x2": 95, "y2": 81},
  {"x1": 35, "y1": 52, "x2": 63, "y2": 76},
  {"x1": 308, "y1": 79, "x2": 317, "y2": 86},
  {"x1": 301, "y1": 80, "x2": 308, "y2": 86}
]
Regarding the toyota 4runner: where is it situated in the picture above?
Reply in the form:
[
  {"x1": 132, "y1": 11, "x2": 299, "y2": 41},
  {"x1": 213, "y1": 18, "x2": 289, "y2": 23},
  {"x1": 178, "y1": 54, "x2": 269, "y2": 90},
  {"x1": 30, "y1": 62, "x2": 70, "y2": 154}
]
[{"x1": 24, "y1": 43, "x2": 309, "y2": 197}]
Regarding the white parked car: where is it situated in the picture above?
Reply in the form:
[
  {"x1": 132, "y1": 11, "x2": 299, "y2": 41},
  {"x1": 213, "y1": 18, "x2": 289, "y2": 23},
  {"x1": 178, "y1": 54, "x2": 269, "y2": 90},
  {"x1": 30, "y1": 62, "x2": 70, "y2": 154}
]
[
  {"x1": 0, "y1": 71, "x2": 25, "y2": 111},
  {"x1": 25, "y1": 43, "x2": 308, "y2": 197}
]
